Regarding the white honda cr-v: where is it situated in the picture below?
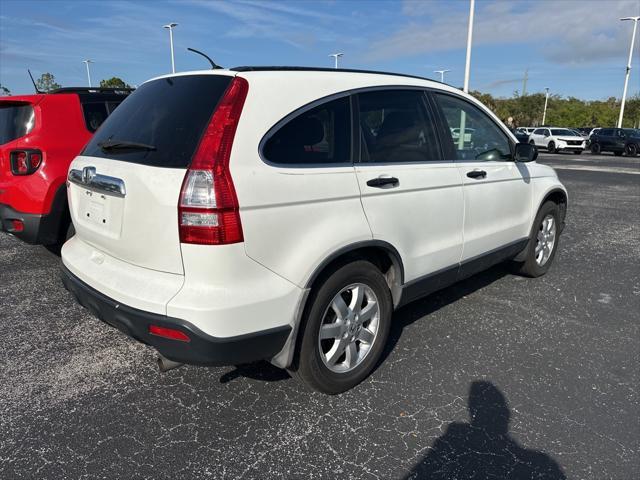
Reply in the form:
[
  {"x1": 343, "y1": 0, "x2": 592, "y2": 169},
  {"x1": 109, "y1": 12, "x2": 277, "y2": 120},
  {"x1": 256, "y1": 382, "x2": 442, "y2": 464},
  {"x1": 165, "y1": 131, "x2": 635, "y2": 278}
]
[{"x1": 61, "y1": 67, "x2": 567, "y2": 394}]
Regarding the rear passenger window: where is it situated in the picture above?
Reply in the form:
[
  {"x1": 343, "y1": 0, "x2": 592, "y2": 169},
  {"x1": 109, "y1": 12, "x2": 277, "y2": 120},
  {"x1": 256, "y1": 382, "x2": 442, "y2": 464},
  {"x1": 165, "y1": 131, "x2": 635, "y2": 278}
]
[
  {"x1": 435, "y1": 93, "x2": 511, "y2": 161},
  {"x1": 357, "y1": 90, "x2": 440, "y2": 163},
  {"x1": 263, "y1": 97, "x2": 351, "y2": 165},
  {"x1": 82, "y1": 102, "x2": 109, "y2": 132}
]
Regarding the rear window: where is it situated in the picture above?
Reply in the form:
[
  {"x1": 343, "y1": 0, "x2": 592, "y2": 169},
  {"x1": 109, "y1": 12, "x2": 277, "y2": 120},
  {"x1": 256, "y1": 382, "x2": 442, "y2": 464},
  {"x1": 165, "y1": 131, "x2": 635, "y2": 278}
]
[
  {"x1": 83, "y1": 75, "x2": 232, "y2": 168},
  {"x1": 0, "y1": 104, "x2": 35, "y2": 145}
]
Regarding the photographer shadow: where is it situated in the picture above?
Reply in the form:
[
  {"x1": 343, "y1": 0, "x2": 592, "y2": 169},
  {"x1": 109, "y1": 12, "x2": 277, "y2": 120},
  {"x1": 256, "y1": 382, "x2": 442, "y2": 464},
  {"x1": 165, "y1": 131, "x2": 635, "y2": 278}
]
[{"x1": 404, "y1": 381, "x2": 566, "y2": 480}]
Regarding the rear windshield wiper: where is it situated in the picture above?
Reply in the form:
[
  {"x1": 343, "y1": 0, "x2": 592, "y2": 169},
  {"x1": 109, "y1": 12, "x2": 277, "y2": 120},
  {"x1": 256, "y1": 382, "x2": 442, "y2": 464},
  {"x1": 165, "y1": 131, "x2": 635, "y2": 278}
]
[{"x1": 98, "y1": 139, "x2": 157, "y2": 152}]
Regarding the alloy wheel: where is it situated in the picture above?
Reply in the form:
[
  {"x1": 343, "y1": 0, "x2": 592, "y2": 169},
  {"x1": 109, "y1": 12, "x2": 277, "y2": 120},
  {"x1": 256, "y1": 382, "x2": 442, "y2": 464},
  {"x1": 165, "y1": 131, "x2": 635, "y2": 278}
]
[
  {"x1": 535, "y1": 214, "x2": 556, "y2": 266},
  {"x1": 318, "y1": 283, "x2": 380, "y2": 373}
]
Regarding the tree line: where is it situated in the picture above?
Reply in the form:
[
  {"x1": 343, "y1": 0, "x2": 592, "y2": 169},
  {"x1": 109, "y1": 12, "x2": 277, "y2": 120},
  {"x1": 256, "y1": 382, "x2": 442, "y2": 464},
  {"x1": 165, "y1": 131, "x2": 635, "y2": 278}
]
[
  {"x1": 469, "y1": 90, "x2": 640, "y2": 129},
  {"x1": 0, "y1": 73, "x2": 131, "y2": 95},
  {"x1": 2, "y1": 73, "x2": 639, "y2": 128}
]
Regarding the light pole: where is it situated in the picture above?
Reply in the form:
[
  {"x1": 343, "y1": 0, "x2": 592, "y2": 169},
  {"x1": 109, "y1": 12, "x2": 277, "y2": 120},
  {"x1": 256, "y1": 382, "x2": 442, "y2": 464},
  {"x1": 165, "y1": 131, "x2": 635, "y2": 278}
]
[
  {"x1": 617, "y1": 16, "x2": 640, "y2": 128},
  {"x1": 463, "y1": 0, "x2": 475, "y2": 93},
  {"x1": 434, "y1": 69, "x2": 451, "y2": 83},
  {"x1": 82, "y1": 59, "x2": 94, "y2": 87},
  {"x1": 542, "y1": 87, "x2": 550, "y2": 125},
  {"x1": 459, "y1": 0, "x2": 475, "y2": 149},
  {"x1": 163, "y1": 23, "x2": 178, "y2": 73},
  {"x1": 329, "y1": 53, "x2": 343, "y2": 69}
]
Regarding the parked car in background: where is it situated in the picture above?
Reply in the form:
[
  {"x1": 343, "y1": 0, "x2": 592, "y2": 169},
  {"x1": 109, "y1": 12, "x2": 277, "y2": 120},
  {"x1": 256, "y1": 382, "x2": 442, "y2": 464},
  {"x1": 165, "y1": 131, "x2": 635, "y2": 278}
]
[
  {"x1": 0, "y1": 87, "x2": 132, "y2": 248},
  {"x1": 518, "y1": 127, "x2": 536, "y2": 135},
  {"x1": 589, "y1": 128, "x2": 640, "y2": 156},
  {"x1": 528, "y1": 127, "x2": 586, "y2": 154},
  {"x1": 60, "y1": 67, "x2": 567, "y2": 394},
  {"x1": 511, "y1": 128, "x2": 530, "y2": 143}
]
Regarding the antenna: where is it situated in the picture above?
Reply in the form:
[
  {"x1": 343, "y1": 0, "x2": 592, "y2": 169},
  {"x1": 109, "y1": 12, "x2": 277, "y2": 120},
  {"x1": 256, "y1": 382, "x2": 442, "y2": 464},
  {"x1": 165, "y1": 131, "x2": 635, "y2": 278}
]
[
  {"x1": 27, "y1": 69, "x2": 42, "y2": 93},
  {"x1": 186, "y1": 48, "x2": 222, "y2": 70}
]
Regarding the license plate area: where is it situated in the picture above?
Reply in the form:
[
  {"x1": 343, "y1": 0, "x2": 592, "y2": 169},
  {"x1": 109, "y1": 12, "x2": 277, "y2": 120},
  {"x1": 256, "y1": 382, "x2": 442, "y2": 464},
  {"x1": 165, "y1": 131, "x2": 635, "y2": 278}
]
[{"x1": 76, "y1": 188, "x2": 124, "y2": 238}]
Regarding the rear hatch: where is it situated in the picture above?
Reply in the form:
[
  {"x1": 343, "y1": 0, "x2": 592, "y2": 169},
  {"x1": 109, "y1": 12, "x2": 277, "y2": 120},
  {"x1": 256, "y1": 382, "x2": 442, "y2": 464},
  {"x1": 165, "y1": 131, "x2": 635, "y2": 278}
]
[
  {"x1": 67, "y1": 73, "x2": 234, "y2": 274},
  {"x1": 0, "y1": 97, "x2": 43, "y2": 207}
]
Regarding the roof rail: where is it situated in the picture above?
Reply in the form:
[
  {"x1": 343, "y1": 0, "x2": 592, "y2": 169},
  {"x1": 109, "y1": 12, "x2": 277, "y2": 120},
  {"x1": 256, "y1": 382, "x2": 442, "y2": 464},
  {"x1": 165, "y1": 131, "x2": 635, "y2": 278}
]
[
  {"x1": 230, "y1": 66, "x2": 445, "y2": 85},
  {"x1": 49, "y1": 87, "x2": 134, "y2": 95}
]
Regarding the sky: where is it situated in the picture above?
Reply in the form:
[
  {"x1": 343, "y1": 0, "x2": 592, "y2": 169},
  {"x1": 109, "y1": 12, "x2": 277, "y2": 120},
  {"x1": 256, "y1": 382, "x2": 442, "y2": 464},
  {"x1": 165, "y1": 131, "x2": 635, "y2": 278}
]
[{"x1": 1, "y1": 0, "x2": 639, "y2": 99}]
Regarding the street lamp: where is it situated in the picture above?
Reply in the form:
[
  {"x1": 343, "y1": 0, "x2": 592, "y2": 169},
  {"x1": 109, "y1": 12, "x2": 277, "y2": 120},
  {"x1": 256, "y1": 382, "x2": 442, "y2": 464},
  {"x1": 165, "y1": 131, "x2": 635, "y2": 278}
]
[
  {"x1": 434, "y1": 69, "x2": 451, "y2": 83},
  {"x1": 329, "y1": 53, "x2": 344, "y2": 69},
  {"x1": 163, "y1": 23, "x2": 178, "y2": 74},
  {"x1": 617, "y1": 16, "x2": 640, "y2": 128},
  {"x1": 542, "y1": 87, "x2": 550, "y2": 125},
  {"x1": 458, "y1": 0, "x2": 475, "y2": 150},
  {"x1": 82, "y1": 59, "x2": 94, "y2": 87},
  {"x1": 463, "y1": 0, "x2": 475, "y2": 93}
]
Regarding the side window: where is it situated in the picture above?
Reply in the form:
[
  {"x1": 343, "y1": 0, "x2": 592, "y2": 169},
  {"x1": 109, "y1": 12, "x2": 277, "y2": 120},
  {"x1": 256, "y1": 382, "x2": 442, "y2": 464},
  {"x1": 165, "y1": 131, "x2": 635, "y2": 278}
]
[
  {"x1": 533, "y1": 128, "x2": 543, "y2": 135},
  {"x1": 434, "y1": 93, "x2": 511, "y2": 161},
  {"x1": 263, "y1": 96, "x2": 351, "y2": 165},
  {"x1": 357, "y1": 89, "x2": 440, "y2": 163},
  {"x1": 81, "y1": 102, "x2": 109, "y2": 132},
  {"x1": 600, "y1": 129, "x2": 612, "y2": 136}
]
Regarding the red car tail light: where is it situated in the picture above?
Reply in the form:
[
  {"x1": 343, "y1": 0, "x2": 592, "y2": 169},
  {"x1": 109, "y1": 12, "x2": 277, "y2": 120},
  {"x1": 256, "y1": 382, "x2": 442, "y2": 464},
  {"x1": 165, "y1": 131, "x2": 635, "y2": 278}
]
[
  {"x1": 10, "y1": 149, "x2": 43, "y2": 175},
  {"x1": 148, "y1": 324, "x2": 191, "y2": 342},
  {"x1": 179, "y1": 76, "x2": 248, "y2": 245}
]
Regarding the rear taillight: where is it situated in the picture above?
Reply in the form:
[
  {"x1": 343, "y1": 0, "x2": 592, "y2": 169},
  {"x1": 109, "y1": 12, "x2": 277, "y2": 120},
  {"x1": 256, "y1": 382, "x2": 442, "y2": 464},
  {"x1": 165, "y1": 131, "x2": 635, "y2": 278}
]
[
  {"x1": 179, "y1": 77, "x2": 248, "y2": 245},
  {"x1": 10, "y1": 149, "x2": 42, "y2": 175}
]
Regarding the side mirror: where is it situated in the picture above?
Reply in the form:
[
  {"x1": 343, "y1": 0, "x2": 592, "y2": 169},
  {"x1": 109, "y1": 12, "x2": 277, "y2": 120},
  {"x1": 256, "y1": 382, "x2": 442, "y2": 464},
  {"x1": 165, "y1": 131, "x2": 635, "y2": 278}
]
[{"x1": 514, "y1": 143, "x2": 537, "y2": 162}]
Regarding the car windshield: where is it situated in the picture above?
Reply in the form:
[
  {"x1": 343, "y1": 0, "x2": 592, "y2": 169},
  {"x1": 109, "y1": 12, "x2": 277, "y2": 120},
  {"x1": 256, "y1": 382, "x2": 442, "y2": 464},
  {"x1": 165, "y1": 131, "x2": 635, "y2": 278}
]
[{"x1": 551, "y1": 129, "x2": 578, "y2": 136}]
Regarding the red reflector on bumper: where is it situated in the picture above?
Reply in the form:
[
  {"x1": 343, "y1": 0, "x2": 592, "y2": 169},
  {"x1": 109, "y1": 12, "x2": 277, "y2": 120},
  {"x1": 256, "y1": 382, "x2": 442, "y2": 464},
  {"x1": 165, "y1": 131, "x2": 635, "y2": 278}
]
[
  {"x1": 148, "y1": 325, "x2": 191, "y2": 342},
  {"x1": 11, "y1": 219, "x2": 24, "y2": 232}
]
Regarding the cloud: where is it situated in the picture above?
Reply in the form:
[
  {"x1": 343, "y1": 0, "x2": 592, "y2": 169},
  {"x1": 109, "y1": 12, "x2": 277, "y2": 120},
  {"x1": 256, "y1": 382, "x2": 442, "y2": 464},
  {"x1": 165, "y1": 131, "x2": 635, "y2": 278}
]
[
  {"x1": 367, "y1": 0, "x2": 640, "y2": 64},
  {"x1": 185, "y1": 0, "x2": 345, "y2": 49}
]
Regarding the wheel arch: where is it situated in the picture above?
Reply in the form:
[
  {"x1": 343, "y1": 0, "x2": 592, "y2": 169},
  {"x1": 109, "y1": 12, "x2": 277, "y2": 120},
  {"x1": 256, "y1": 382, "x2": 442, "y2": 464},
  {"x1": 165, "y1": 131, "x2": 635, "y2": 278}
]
[
  {"x1": 538, "y1": 187, "x2": 568, "y2": 231},
  {"x1": 304, "y1": 240, "x2": 405, "y2": 307},
  {"x1": 270, "y1": 241, "x2": 405, "y2": 370}
]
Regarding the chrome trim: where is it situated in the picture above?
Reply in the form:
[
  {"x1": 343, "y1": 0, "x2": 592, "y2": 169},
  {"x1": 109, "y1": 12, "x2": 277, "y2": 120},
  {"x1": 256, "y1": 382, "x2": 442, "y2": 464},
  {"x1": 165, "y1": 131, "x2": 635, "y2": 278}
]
[{"x1": 68, "y1": 167, "x2": 126, "y2": 198}]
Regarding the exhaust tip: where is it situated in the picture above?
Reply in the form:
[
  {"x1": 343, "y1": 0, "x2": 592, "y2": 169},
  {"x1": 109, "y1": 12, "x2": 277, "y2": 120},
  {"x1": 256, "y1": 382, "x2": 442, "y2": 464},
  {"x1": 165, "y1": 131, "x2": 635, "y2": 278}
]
[{"x1": 157, "y1": 355, "x2": 184, "y2": 373}]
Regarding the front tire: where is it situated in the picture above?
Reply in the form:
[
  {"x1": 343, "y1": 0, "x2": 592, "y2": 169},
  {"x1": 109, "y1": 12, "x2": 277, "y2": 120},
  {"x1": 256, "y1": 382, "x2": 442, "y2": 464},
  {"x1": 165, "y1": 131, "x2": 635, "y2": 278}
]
[
  {"x1": 547, "y1": 141, "x2": 556, "y2": 153},
  {"x1": 590, "y1": 143, "x2": 601, "y2": 154},
  {"x1": 513, "y1": 201, "x2": 560, "y2": 278},
  {"x1": 291, "y1": 260, "x2": 392, "y2": 394},
  {"x1": 574, "y1": 150, "x2": 582, "y2": 155},
  {"x1": 625, "y1": 143, "x2": 638, "y2": 157}
]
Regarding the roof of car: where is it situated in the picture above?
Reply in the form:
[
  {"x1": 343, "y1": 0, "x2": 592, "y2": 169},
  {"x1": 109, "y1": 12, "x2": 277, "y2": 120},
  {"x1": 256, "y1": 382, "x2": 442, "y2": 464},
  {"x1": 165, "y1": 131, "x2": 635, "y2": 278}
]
[
  {"x1": 230, "y1": 66, "x2": 446, "y2": 85},
  {"x1": 50, "y1": 87, "x2": 134, "y2": 94}
]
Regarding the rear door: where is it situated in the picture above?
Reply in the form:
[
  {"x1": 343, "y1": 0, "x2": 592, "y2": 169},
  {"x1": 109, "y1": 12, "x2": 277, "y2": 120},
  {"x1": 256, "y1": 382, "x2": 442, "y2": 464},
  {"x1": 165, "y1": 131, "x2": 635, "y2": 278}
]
[
  {"x1": 67, "y1": 74, "x2": 234, "y2": 274},
  {"x1": 354, "y1": 89, "x2": 464, "y2": 284},
  {"x1": 432, "y1": 92, "x2": 532, "y2": 266}
]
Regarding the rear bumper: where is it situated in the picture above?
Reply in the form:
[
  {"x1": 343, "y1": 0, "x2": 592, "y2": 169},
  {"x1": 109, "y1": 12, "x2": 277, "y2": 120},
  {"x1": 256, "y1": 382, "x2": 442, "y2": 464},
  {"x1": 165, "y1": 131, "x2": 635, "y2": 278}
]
[
  {"x1": 0, "y1": 202, "x2": 61, "y2": 244},
  {"x1": 0, "y1": 186, "x2": 68, "y2": 245},
  {"x1": 60, "y1": 264, "x2": 292, "y2": 366}
]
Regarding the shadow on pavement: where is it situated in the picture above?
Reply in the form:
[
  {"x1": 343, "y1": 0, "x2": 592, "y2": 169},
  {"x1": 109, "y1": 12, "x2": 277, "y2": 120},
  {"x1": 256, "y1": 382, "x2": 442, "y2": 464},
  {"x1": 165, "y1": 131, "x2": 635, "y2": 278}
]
[{"x1": 403, "y1": 381, "x2": 566, "y2": 480}]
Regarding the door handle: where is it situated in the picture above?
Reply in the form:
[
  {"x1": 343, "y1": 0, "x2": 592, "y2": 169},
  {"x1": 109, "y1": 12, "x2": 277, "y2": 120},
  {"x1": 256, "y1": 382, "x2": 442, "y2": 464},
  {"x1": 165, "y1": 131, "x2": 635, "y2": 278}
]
[
  {"x1": 366, "y1": 176, "x2": 399, "y2": 188},
  {"x1": 466, "y1": 170, "x2": 487, "y2": 179}
]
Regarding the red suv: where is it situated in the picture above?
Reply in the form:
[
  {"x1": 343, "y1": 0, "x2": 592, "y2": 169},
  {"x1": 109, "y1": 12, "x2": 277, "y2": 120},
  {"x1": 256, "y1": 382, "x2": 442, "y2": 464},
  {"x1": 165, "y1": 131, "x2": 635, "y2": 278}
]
[{"x1": 0, "y1": 87, "x2": 131, "y2": 247}]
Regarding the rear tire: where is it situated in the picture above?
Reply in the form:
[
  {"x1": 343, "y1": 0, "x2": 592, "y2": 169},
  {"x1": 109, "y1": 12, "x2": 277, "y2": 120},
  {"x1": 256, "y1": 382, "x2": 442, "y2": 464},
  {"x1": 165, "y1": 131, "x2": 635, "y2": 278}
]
[
  {"x1": 590, "y1": 143, "x2": 601, "y2": 154},
  {"x1": 290, "y1": 260, "x2": 392, "y2": 394},
  {"x1": 512, "y1": 201, "x2": 560, "y2": 278}
]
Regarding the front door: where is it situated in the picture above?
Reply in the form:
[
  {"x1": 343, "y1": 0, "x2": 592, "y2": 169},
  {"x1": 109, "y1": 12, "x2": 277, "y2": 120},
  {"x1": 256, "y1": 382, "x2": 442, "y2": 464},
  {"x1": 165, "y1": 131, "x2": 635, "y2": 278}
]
[{"x1": 431, "y1": 92, "x2": 533, "y2": 272}]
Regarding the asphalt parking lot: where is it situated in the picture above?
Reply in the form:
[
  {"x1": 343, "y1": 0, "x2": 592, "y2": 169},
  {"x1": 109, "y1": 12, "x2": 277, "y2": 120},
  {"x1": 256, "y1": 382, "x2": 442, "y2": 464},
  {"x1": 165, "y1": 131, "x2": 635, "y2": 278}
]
[{"x1": 1, "y1": 151, "x2": 638, "y2": 479}]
